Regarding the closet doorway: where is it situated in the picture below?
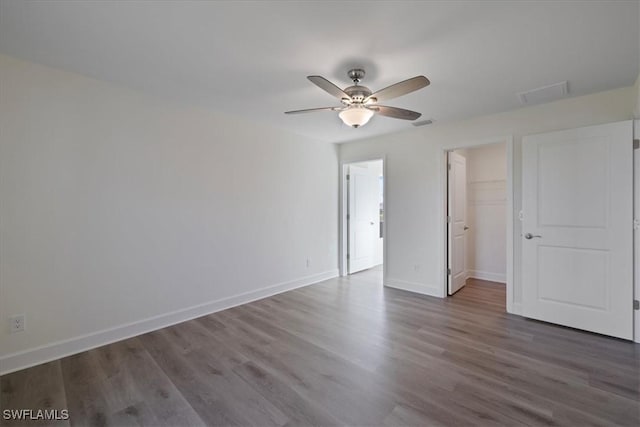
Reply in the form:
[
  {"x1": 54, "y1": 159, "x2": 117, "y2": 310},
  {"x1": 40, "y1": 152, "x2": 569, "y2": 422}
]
[{"x1": 446, "y1": 142, "x2": 510, "y2": 304}]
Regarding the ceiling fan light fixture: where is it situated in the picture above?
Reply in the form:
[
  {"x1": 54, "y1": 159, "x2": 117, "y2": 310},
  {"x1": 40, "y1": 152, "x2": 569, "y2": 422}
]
[{"x1": 339, "y1": 106, "x2": 374, "y2": 128}]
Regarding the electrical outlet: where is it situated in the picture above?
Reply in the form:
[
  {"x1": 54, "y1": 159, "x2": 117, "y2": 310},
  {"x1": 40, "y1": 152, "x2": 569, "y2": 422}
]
[{"x1": 9, "y1": 314, "x2": 25, "y2": 334}]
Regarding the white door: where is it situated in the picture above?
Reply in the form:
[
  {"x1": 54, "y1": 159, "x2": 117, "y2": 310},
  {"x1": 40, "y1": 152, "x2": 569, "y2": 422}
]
[
  {"x1": 448, "y1": 152, "x2": 468, "y2": 295},
  {"x1": 635, "y1": 120, "x2": 640, "y2": 343},
  {"x1": 522, "y1": 121, "x2": 633, "y2": 340},
  {"x1": 348, "y1": 164, "x2": 379, "y2": 274}
]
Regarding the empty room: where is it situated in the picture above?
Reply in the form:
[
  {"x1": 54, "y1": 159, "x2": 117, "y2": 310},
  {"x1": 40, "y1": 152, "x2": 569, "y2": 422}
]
[{"x1": 1, "y1": 1, "x2": 639, "y2": 426}]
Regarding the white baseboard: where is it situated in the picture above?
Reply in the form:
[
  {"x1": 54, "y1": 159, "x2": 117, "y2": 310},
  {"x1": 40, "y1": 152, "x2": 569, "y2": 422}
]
[
  {"x1": 467, "y1": 270, "x2": 506, "y2": 283},
  {"x1": 384, "y1": 277, "x2": 443, "y2": 298},
  {"x1": 0, "y1": 269, "x2": 338, "y2": 376}
]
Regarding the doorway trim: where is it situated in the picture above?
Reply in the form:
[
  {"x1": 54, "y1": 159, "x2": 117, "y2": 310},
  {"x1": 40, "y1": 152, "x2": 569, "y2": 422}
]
[
  {"x1": 440, "y1": 136, "x2": 516, "y2": 314},
  {"x1": 340, "y1": 156, "x2": 386, "y2": 285},
  {"x1": 631, "y1": 119, "x2": 639, "y2": 343}
]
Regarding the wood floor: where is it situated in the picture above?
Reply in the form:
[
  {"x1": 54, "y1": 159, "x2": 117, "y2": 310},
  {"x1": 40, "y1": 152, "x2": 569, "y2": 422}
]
[{"x1": 2, "y1": 268, "x2": 639, "y2": 426}]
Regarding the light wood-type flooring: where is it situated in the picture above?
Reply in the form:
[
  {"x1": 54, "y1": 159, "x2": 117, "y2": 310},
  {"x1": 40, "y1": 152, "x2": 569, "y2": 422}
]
[{"x1": 2, "y1": 267, "x2": 639, "y2": 426}]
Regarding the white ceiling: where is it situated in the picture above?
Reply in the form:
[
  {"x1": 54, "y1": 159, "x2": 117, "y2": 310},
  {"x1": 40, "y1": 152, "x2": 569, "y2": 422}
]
[{"x1": 0, "y1": 1, "x2": 638, "y2": 143}]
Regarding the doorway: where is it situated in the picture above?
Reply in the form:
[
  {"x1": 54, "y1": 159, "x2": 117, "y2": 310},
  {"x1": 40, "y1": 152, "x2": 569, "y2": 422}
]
[
  {"x1": 340, "y1": 159, "x2": 385, "y2": 279},
  {"x1": 443, "y1": 138, "x2": 514, "y2": 310}
]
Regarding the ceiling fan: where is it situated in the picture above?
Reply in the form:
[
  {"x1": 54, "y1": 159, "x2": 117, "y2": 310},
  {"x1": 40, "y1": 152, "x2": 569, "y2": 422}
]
[{"x1": 285, "y1": 68, "x2": 430, "y2": 128}]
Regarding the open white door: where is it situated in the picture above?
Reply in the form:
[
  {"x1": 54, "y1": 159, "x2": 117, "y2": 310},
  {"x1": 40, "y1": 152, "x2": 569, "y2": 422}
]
[
  {"x1": 522, "y1": 121, "x2": 633, "y2": 340},
  {"x1": 635, "y1": 120, "x2": 640, "y2": 343},
  {"x1": 633, "y1": 120, "x2": 640, "y2": 343},
  {"x1": 448, "y1": 151, "x2": 468, "y2": 295},
  {"x1": 348, "y1": 164, "x2": 379, "y2": 274}
]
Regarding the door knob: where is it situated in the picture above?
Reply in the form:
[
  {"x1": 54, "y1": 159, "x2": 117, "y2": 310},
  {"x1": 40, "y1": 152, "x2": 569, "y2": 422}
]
[
  {"x1": 370, "y1": 221, "x2": 375, "y2": 225},
  {"x1": 464, "y1": 226, "x2": 469, "y2": 230},
  {"x1": 524, "y1": 233, "x2": 542, "y2": 239}
]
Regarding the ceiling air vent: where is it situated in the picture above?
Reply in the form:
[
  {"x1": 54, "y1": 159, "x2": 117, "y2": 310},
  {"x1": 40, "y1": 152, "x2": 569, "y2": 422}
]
[
  {"x1": 517, "y1": 81, "x2": 568, "y2": 105},
  {"x1": 412, "y1": 119, "x2": 434, "y2": 127}
]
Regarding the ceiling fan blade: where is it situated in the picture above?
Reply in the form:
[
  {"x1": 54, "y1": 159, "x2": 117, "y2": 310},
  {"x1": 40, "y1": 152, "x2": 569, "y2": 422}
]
[
  {"x1": 307, "y1": 76, "x2": 351, "y2": 101},
  {"x1": 284, "y1": 106, "x2": 343, "y2": 115},
  {"x1": 367, "y1": 76, "x2": 430, "y2": 102},
  {"x1": 369, "y1": 105, "x2": 422, "y2": 121}
]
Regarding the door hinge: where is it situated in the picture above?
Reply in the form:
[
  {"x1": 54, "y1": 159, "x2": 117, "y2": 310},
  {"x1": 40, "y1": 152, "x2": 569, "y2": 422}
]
[
  {"x1": 447, "y1": 215, "x2": 451, "y2": 223},
  {"x1": 447, "y1": 163, "x2": 451, "y2": 171},
  {"x1": 634, "y1": 219, "x2": 639, "y2": 230},
  {"x1": 447, "y1": 268, "x2": 451, "y2": 275},
  {"x1": 634, "y1": 139, "x2": 639, "y2": 150},
  {"x1": 347, "y1": 214, "x2": 350, "y2": 220},
  {"x1": 634, "y1": 300, "x2": 639, "y2": 310},
  {"x1": 346, "y1": 174, "x2": 350, "y2": 180},
  {"x1": 347, "y1": 253, "x2": 350, "y2": 260}
]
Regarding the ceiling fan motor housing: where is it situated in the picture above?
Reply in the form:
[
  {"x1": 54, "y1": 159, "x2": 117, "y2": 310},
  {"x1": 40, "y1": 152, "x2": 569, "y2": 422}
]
[
  {"x1": 343, "y1": 68, "x2": 373, "y2": 104},
  {"x1": 343, "y1": 85, "x2": 372, "y2": 104}
]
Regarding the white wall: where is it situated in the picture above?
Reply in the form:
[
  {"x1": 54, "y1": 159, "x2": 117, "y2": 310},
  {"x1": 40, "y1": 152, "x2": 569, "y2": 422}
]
[
  {"x1": 340, "y1": 86, "x2": 634, "y2": 310},
  {"x1": 0, "y1": 54, "x2": 339, "y2": 373},
  {"x1": 464, "y1": 143, "x2": 507, "y2": 283}
]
